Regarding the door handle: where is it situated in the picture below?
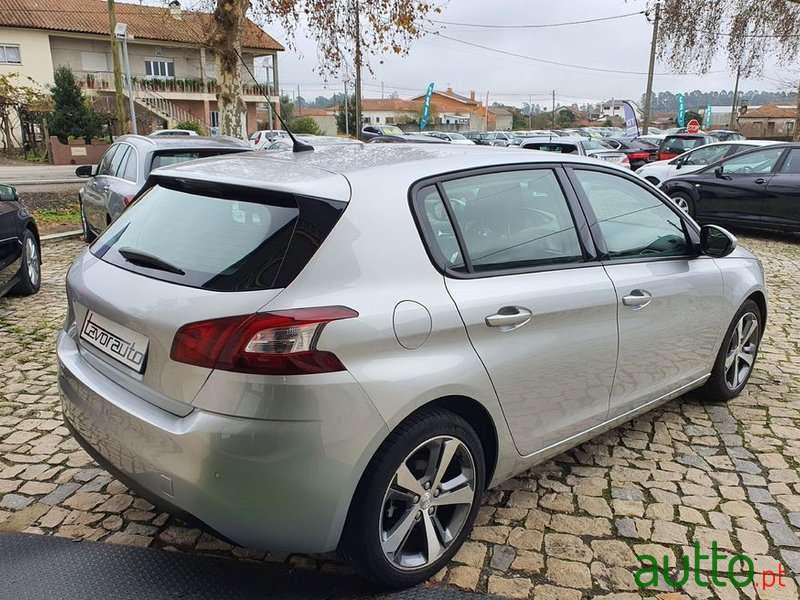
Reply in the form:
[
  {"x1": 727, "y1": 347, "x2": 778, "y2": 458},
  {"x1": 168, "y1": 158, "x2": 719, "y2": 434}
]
[
  {"x1": 485, "y1": 306, "x2": 533, "y2": 331},
  {"x1": 754, "y1": 178, "x2": 766, "y2": 184},
  {"x1": 622, "y1": 289, "x2": 653, "y2": 309}
]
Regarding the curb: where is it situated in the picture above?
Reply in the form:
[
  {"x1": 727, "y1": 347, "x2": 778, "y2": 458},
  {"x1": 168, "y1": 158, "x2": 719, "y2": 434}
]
[{"x1": 41, "y1": 230, "x2": 82, "y2": 244}]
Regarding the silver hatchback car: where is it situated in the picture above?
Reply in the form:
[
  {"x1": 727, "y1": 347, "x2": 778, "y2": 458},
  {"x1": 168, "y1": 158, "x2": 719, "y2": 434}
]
[{"x1": 58, "y1": 144, "x2": 766, "y2": 588}]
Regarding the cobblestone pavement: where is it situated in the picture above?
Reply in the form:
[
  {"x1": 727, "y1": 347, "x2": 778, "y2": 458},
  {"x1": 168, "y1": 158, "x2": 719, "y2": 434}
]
[{"x1": 1, "y1": 233, "x2": 800, "y2": 600}]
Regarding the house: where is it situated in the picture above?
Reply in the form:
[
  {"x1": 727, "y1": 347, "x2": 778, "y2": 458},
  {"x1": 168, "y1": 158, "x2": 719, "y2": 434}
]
[
  {"x1": 737, "y1": 103, "x2": 795, "y2": 139},
  {"x1": 0, "y1": 0, "x2": 283, "y2": 145},
  {"x1": 408, "y1": 87, "x2": 509, "y2": 130},
  {"x1": 598, "y1": 99, "x2": 642, "y2": 120},
  {"x1": 293, "y1": 107, "x2": 336, "y2": 136}
]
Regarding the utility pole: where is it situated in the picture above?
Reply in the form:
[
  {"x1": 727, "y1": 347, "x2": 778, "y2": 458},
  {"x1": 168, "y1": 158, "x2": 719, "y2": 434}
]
[
  {"x1": 343, "y1": 75, "x2": 350, "y2": 137},
  {"x1": 381, "y1": 81, "x2": 384, "y2": 99},
  {"x1": 552, "y1": 90, "x2": 556, "y2": 129},
  {"x1": 353, "y1": 0, "x2": 363, "y2": 140},
  {"x1": 642, "y1": 0, "x2": 661, "y2": 135},
  {"x1": 107, "y1": 0, "x2": 126, "y2": 135},
  {"x1": 296, "y1": 83, "x2": 301, "y2": 110},
  {"x1": 729, "y1": 66, "x2": 741, "y2": 130}
]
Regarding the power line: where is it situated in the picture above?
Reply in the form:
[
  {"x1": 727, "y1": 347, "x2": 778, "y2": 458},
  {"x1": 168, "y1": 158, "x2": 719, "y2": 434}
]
[{"x1": 431, "y1": 11, "x2": 645, "y2": 30}]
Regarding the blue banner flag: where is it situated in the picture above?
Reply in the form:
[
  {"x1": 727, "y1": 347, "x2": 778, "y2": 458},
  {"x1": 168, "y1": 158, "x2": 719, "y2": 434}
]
[
  {"x1": 622, "y1": 101, "x2": 640, "y2": 137},
  {"x1": 704, "y1": 105, "x2": 713, "y2": 129},
  {"x1": 420, "y1": 82, "x2": 435, "y2": 130},
  {"x1": 677, "y1": 93, "x2": 686, "y2": 127}
]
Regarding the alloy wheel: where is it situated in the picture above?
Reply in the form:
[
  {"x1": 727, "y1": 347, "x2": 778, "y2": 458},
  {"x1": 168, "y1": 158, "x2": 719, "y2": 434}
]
[
  {"x1": 724, "y1": 311, "x2": 759, "y2": 390},
  {"x1": 379, "y1": 435, "x2": 476, "y2": 571},
  {"x1": 25, "y1": 236, "x2": 39, "y2": 287},
  {"x1": 672, "y1": 195, "x2": 690, "y2": 214}
]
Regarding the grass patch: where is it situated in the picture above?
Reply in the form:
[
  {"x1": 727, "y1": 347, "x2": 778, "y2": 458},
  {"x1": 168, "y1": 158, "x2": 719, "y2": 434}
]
[{"x1": 32, "y1": 201, "x2": 81, "y2": 226}]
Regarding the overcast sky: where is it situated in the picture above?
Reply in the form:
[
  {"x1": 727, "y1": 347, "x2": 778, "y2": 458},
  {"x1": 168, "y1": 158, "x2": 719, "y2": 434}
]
[{"x1": 170, "y1": 0, "x2": 790, "y2": 107}]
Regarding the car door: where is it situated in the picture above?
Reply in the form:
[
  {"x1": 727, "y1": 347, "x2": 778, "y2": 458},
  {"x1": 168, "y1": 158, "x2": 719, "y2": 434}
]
[
  {"x1": 417, "y1": 167, "x2": 619, "y2": 456},
  {"x1": 0, "y1": 192, "x2": 20, "y2": 289},
  {"x1": 84, "y1": 145, "x2": 119, "y2": 232},
  {"x1": 763, "y1": 147, "x2": 800, "y2": 229},
  {"x1": 691, "y1": 146, "x2": 786, "y2": 225},
  {"x1": 568, "y1": 167, "x2": 724, "y2": 418}
]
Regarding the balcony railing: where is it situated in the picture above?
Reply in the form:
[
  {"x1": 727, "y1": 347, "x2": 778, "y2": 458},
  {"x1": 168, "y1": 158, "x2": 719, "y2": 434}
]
[{"x1": 77, "y1": 71, "x2": 274, "y2": 97}]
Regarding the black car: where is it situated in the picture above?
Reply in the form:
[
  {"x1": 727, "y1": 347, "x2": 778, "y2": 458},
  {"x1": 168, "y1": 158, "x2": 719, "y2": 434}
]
[
  {"x1": 75, "y1": 135, "x2": 250, "y2": 242},
  {"x1": 0, "y1": 184, "x2": 40, "y2": 298},
  {"x1": 366, "y1": 134, "x2": 448, "y2": 144},
  {"x1": 361, "y1": 124, "x2": 407, "y2": 140},
  {"x1": 661, "y1": 143, "x2": 800, "y2": 231},
  {"x1": 602, "y1": 137, "x2": 659, "y2": 170}
]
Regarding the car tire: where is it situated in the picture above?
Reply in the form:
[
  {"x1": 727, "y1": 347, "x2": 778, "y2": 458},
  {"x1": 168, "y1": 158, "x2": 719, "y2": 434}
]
[
  {"x1": 669, "y1": 192, "x2": 695, "y2": 217},
  {"x1": 10, "y1": 229, "x2": 41, "y2": 296},
  {"x1": 700, "y1": 299, "x2": 762, "y2": 402},
  {"x1": 80, "y1": 200, "x2": 96, "y2": 243},
  {"x1": 339, "y1": 408, "x2": 486, "y2": 588}
]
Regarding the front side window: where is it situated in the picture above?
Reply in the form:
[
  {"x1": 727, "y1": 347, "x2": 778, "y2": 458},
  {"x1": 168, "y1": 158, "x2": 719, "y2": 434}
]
[
  {"x1": 720, "y1": 147, "x2": 785, "y2": 175},
  {"x1": 573, "y1": 169, "x2": 689, "y2": 259},
  {"x1": 779, "y1": 148, "x2": 800, "y2": 174},
  {"x1": 0, "y1": 44, "x2": 21, "y2": 64},
  {"x1": 681, "y1": 144, "x2": 730, "y2": 166},
  {"x1": 144, "y1": 59, "x2": 175, "y2": 79},
  {"x1": 418, "y1": 169, "x2": 584, "y2": 274}
]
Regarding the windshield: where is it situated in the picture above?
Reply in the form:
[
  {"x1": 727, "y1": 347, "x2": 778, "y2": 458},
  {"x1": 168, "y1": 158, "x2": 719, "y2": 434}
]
[
  {"x1": 582, "y1": 140, "x2": 612, "y2": 151},
  {"x1": 449, "y1": 133, "x2": 467, "y2": 140},
  {"x1": 380, "y1": 126, "x2": 404, "y2": 136}
]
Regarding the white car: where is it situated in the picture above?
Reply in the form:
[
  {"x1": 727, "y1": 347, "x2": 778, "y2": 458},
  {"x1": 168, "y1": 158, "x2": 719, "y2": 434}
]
[
  {"x1": 422, "y1": 131, "x2": 476, "y2": 145},
  {"x1": 636, "y1": 140, "x2": 779, "y2": 185},
  {"x1": 148, "y1": 129, "x2": 199, "y2": 137}
]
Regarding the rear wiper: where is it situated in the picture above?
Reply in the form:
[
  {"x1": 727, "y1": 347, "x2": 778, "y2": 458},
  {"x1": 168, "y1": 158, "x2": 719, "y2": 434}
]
[{"x1": 118, "y1": 247, "x2": 185, "y2": 275}]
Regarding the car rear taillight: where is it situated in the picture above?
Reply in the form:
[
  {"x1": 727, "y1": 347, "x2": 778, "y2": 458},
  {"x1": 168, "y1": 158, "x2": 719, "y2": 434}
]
[
  {"x1": 628, "y1": 152, "x2": 651, "y2": 160},
  {"x1": 621, "y1": 156, "x2": 630, "y2": 164},
  {"x1": 171, "y1": 307, "x2": 358, "y2": 375}
]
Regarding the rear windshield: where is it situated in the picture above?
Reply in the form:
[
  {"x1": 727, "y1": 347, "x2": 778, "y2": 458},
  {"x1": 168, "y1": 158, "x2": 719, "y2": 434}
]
[
  {"x1": 660, "y1": 137, "x2": 706, "y2": 154},
  {"x1": 523, "y1": 143, "x2": 579, "y2": 154},
  {"x1": 91, "y1": 183, "x2": 344, "y2": 291},
  {"x1": 149, "y1": 150, "x2": 245, "y2": 172}
]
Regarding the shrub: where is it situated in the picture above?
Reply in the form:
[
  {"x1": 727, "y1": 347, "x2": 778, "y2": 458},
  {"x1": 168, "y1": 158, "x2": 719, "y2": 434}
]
[
  {"x1": 174, "y1": 120, "x2": 206, "y2": 135},
  {"x1": 290, "y1": 116, "x2": 322, "y2": 135}
]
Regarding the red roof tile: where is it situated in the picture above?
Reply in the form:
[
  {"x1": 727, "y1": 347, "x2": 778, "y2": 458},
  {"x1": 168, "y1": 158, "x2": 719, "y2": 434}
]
[
  {"x1": 740, "y1": 103, "x2": 796, "y2": 119},
  {"x1": 0, "y1": 0, "x2": 283, "y2": 51}
]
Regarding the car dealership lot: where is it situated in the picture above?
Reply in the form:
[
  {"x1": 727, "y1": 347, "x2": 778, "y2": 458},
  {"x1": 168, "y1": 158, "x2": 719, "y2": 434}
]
[{"x1": 1, "y1": 234, "x2": 800, "y2": 599}]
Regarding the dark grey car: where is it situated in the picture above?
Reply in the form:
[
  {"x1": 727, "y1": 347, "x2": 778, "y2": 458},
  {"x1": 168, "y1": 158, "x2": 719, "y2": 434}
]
[{"x1": 75, "y1": 135, "x2": 250, "y2": 241}]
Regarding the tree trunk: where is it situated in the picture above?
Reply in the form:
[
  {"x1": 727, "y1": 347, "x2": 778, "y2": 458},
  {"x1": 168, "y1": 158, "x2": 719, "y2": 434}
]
[
  {"x1": 354, "y1": 1, "x2": 362, "y2": 140},
  {"x1": 794, "y1": 70, "x2": 800, "y2": 141},
  {"x1": 210, "y1": 0, "x2": 249, "y2": 138}
]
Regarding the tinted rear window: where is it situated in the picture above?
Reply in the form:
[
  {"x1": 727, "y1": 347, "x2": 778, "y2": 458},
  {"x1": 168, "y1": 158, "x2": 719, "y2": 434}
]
[
  {"x1": 92, "y1": 183, "x2": 344, "y2": 291},
  {"x1": 149, "y1": 150, "x2": 245, "y2": 172},
  {"x1": 660, "y1": 137, "x2": 707, "y2": 154}
]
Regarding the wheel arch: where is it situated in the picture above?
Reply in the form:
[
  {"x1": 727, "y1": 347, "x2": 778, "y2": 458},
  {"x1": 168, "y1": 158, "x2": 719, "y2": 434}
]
[{"x1": 747, "y1": 291, "x2": 768, "y2": 338}]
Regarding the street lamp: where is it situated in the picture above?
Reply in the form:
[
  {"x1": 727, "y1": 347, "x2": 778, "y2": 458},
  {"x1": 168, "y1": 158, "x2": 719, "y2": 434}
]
[
  {"x1": 114, "y1": 22, "x2": 137, "y2": 134},
  {"x1": 343, "y1": 73, "x2": 350, "y2": 137}
]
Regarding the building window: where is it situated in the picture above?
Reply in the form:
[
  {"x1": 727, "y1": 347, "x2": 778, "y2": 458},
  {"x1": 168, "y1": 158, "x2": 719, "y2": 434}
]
[
  {"x1": 145, "y1": 59, "x2": 175, "y2": 79},
  {"x1": 364, "y1": 116, "x2": 371, "y2": 123},
  {"x1": 753, "y1": 121, "x2": 763, "y2": 128},
  {"x1": 375, "y1": 116, "x2": 380, "y2": 123},
  {"x1": 0, "y1": 44, "x2": 21, "y2": 64},
  {"x1": 787, "y1": 121, "x2": 795, "y2": 135},
  {"x1": 386, "y1": 117, "x2": 394, "y2": 124},
  {"x1": 210, "y1": 111, "x2": 219, "y2": 128}
]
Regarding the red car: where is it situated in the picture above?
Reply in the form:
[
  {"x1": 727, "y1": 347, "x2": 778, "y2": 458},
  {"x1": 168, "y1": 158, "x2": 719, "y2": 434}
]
[{"x1": 657, "y1": 134, "x2": 715, "y2": 161}]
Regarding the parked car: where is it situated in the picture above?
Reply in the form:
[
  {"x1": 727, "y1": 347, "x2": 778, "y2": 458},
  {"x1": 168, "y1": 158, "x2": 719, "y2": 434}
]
[
  {"x1": 367, "y1": 134, "x2": 448, "y2": 144},
  {"x1": 249, "y1": 130, "x2": 290, "y2": 148},
  {"x1": 520, "y1": 137, "x2": 630, "y2": 168},
  {"x1": 487, "y1": 131, "x2": 515, "y2": 147},
  {"x1": 260, "y1": 136, "x2": 364, "y2": 151},
  {"x1": 637, "y1": 140, "x2": 778, "y2": 185},
  {"x1": 361, "y1": 124, "x2": 406, "y2": 140},
  {"x1": 462, "y1": 131, "x2": 505, "y2": 146},
  {"x1": 657, "y1": 134, "x2": 716, "y2": 161},
  {"x1": 708, "y1": 130, "x2": 747, "y2": 142},
  {"x1": 58, "y1": 144, "x2": 766, "y2": 588},
  {"x1": 661, "y1": 142, "x2": 800, "y2": 230},
  {"x1": 148, "y1": 129, "x2": 200, "y2": 137},
  {"x1": 75, "y1": 135, "x2": 251, "y2": 242},
  {"x1": 0, "y1": 184, "x2": 40, "y2": 298},
  {"x1": 601, "y1": 137, "x2": 659, "y2": 170},
  {"x1": 422, "y1": 131, "x2": 475, "y2": 145}
]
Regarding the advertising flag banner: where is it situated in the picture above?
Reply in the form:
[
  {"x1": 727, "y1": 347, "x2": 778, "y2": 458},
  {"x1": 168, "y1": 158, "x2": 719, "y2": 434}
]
[
  {"x1": 704, "y1": 105, "x2": 713, "y2": 129},
  {"x1": 622, "y1": 101, "x2": 640, "y2": 137},
  {"x1": 677, "y1": 93, "x2": 686, "y2": 127},
  {"x1": 420, "y1": 82, "x2": 435, "y2": 130}
]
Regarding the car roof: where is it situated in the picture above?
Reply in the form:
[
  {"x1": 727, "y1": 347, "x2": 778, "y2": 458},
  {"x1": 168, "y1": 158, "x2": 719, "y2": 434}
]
[
  {"x1": 115, "y1": 134, "x2": 250, "y2": 151},
  {"x1": 152, "y1": 143, "x2": 633, "y2": 199}
]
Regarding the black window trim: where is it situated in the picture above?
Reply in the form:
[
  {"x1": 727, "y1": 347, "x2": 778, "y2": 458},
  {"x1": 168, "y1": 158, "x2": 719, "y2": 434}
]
[
  {"x1": 563, "y1": 163, "x2": 702, "y2": 263},
  {"x1": 409, "y1": 163, "x2": 601, "y2": 280}
]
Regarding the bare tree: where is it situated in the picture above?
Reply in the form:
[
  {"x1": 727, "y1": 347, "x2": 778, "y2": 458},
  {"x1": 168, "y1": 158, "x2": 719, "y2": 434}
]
[
  {"x1": 207, "y1": 0, "x2": 441, "y2": 138},
  {"x1": 655, "y1": 0, "x2": 800, "y2": 138}
]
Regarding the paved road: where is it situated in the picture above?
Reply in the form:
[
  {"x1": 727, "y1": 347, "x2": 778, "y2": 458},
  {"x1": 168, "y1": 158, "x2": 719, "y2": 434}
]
[
  {"x1": 0, "y1": 165, "x2": 84, "y2": 194},
  {"x1": 1, "y1": 232, "x2": 800, "y2": 599}
]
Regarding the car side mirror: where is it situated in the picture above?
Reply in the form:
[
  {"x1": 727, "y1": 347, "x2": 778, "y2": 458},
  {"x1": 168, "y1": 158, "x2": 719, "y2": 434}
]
[
  {"x1": 701, "y1": 224, "x2": 737, "y2": 258},
  {"x1": 0, "y1": 184, "x2": 18, "y2": 202},
  {"x1": 714, "y1": 166, "x2": 725, "y2": 179},
  {"x1": 75, "y1": 164, "x2": 94, "y2": 177}
]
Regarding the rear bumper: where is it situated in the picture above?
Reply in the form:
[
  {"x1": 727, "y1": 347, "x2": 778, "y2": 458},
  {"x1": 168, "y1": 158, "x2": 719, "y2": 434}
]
[{"x1": 57, "y1": 331, "x2": 388, "y2": 553}]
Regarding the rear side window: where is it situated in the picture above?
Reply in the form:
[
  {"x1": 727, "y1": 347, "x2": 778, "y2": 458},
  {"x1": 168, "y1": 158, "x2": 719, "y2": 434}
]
[
  {"x1": 92, "y1": 183, "x2": 344, "y2": 291},
  {"x1": 417, "y1": 169, "x2": 584, "y2": 274}
]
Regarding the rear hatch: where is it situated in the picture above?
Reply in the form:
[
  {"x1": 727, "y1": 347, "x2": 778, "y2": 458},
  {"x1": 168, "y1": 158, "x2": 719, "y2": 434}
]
[{"x1": 65, "y1": 170, "x2": 348, "y2": 411}]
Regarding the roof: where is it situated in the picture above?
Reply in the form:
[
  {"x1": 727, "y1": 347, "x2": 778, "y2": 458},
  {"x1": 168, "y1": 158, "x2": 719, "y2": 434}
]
[
  {"x1": 294, "y1": 108, "x2": 332, "y2": 117},
  {"x1": 0, "y1": 0, "x2": 284, "y2": 52},
  {"x1": 739, "y1": 103, "x2": 796, "y2": 119},
  {"x1": 119, "y1": 134, "x2": 250, "y2": 151},
  {"x1": 409, "y1": 88, "x2": 479, "y2": 105},
  {"x1": 361, "y1": 99, "x2": 423, "y2": 112}
]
